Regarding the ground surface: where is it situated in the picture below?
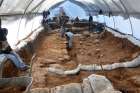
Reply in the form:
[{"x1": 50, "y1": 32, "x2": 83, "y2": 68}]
[
  {"x1": 1, "y1": 27, "x2": 140, "y2": 93},
  {"x1": 31, "y1": 28, "x2": 140, "y2": 93}
]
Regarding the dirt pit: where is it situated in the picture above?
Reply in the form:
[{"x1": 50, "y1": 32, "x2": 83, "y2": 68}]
[{"x1": 29, "y1": 28, "x2": 140, "y2": 93}]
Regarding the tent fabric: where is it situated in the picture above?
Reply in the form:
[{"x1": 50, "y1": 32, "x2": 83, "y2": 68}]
[
  {"x1": 0, "y1": 0, "x2": 140, "y2": 18},
  {"x1": 0, "y1": 0, "x2": 140, "y2": 48}
]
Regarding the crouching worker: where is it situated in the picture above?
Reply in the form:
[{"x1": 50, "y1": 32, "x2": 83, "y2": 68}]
[
  {"x1": 65, "y1": 30, "x2": 74, "y2": 50},
  {"x1": 95, "y1": 23, "x2": 105, "y2": 33},
  {"x1": 0, "y1": 19, "x2": 29, "y2": 71}
]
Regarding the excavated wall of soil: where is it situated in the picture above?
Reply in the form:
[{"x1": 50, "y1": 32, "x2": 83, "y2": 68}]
[{"x1": 2, "y1": 23, "x2": 140, "y2": 93}]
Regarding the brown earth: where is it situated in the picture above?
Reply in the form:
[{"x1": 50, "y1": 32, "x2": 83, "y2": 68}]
[
  {"x1": 2, "y1": 26, "x2": 140, "y2": 93},
  {"x1": 0, "y1": 86, "x2": 26, "y2": 93},
  {"x1": 30, "y1": 28, "x2": 140, "y2": 93}
]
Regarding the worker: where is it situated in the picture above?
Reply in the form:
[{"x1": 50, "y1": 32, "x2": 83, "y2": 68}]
[
  {"x1": 0, "y1": 18, "x2": 29, "y2": 71},
  {"x1": 88, "y1": 14, "x2": 93, "y2": 32},
  {"x1": 95, "y1": 23, "x2": 105, "y2": 33},
  {"x1": 65, "y1": 30, "x2": 74, "y2": 49},
  {"x1": 75, "y1": 16, "x2": 80, "y2": 23},
  {"x1": 57, "y1": 9, "x2": 69, "y2": 37},
  {"x1": 59, "y1": 15, "x2": 68, "y2": 37},
  {"x1": 42, "y1": 10, "x2": 50, "y2": 31}
]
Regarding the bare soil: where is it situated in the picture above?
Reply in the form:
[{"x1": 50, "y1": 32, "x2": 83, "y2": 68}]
[
  {"x1": 31, "y1": 28, "x2": 140, "y2": 93},
  {"x1": 0, "y1": 86, "x2": 26, "y2": 93},
  {"x1": 2, "y1": 27, "x2": 140, "y2": 93}
]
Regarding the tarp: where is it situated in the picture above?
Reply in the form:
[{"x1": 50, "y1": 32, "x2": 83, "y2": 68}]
[{"x1": 0, "y1": 0, "x2": 140, "y2": 48}]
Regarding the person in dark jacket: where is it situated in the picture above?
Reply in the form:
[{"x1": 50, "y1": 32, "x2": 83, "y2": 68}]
[
  {"x1": 0, "y1": 18, "x2": 29, "y2": 71},
  {"x1": 89, "y1": 15, "x2": 93, "y2": 32},
  {"x1": 42, "y1": 10, "x2": 51, "y2": 31}
]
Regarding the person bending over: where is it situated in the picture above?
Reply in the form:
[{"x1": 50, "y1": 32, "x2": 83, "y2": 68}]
[{"x1": 65, "y1": 29, "x2": 74, "y2": 50}]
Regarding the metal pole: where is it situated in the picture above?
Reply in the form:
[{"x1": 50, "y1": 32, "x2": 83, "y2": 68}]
[
  {"x1": 119, "y1": 0, "x2": 134, "y2": 36},
  {"x1": 102, "y1": 0, "x2": 116, "y2": 28},
  {"x1": 0, "y1": 0, "x2": 4, "y2": 7}
]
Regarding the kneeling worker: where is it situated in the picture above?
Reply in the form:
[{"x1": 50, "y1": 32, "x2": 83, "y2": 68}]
[{"x1": 65, "y1": 30, "x2": 74, "y2": 49}]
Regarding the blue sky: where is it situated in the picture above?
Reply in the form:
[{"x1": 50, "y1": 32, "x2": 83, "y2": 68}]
[{"x1": 50, "y1": 1, "x2": 88, "y2": 19}]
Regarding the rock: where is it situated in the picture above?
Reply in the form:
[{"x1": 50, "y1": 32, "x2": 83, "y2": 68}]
[
  {"x1": 100, "y1": 54, "x2": 104, "y2": 58},
  {"x1": 74, "y1": 34, "x2": 82, "y2": 37},
  {"x1": 83, "y1": 31, "x2": 90, "y2": 37},
  {"x1": 90, "y1": 33, "x2": 94, "y2": 38},
  {"x1": 58, "y1": 57, "x2": 64, "y2": 61},
  {"x1": 101, "y1": 89, "x2": 122, "y2": 93},
  {"x1": 95, "y1": 49, "x2": 101, "y2": 54},
  {"x1": 87, "y1": 51, "x2": 92, "y2": 56},
  {"x1": 62, "y1": 49, "x2": 68, "y2": 55},
  {"x1": 88, "y1": 74, "x2": 114, "y2": 93},
  {"x1": 82, "y1": 78, "x2": 93, "y2": 93},
  {"x1": 95, "y1": 49, "x2": 101, "y2": 52},
  {"x1": 81, "y1": 52, "x2": 85, "y2": 55},
  {"x1": 30, "y1": 88, "x2": 49, "y2": 93},
  {"x1": 132, "y1": 52, "x2": 140, "y2": 59},
  {"x1": 94, "y1": 39, "x2": 100, "y2": 44},
  {"x1": 79, "y1": 41, "x2": 83, "y2": 45},
  {"x1": 51, "y1": 83, "x2": 82, "y2": 93},
  {"x1": 63, "y1": 55, "x2": 70, "y2": 61},
  {"x1": 130, "y1": 75, "x2": 140, "y2": 87}
]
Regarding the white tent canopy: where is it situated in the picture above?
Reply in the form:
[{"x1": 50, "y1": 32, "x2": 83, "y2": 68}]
[
  {"x1": 0, "y1": 0, "x2": 140, "y2": 48},
  {"x1": 0, "y1": 0, "x2": 140, "y2": 17}
]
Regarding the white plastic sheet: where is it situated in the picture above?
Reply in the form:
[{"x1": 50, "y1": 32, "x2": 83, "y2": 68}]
[{"x1": 1, "y1": 0, "x2": 140, "y2": 48}]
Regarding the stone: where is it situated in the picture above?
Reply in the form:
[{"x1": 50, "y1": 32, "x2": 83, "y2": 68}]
[
  {"x1": 79, "y1": 41, "x2": 83, "y2": 45},
  {"x1": 83, "y1": 31, "x2": 90, "y2": 37},
  {"x1": 95, "y1": 49, "x2": 101, "y2": 55},
  {"x1": 63, "y1": 55, "x2": 70, "y2": 61},
  {"x1": 51, "y1": 83, "x2": 82, "y2": 93},
  {"x1": 132, "y1": 52, "x2": 140, "y2": 59},
  {"x1": 130, "y1": 75, "x2": 140, "y2": 87},
  {"x1": 94, "y1": 39, "x2": 100, "y2": 44},
  {"x1": 81, "y1": 52, "x2": 85, "y2": 55},
  {"x1": 30, "y1": 88, "x2": 49, "y2": 93},
  {"x1": 58, "y1": 58, "x2": 64, "y2": 61},
  {"x1": 82, "y1": 78, "x2": 93, "y2": 93},
  {"x1": 90, "y1": 33, "x2": 94, "y2": 38},
  {"x1": 95, "y1": 49, "x2": 101, "y2": 52},
  {"x1": 88, "y1": 74, "x2": 114, "y2": 93},
  {"x1": 99, "y1": 54, "x2": 104, "y2": 58},
  {"x1": 62, "y1": 49, "x2": 68, "y2": 55},
  {"x1": 101, "y1": 89, "x2": 122, "y2": 93}
]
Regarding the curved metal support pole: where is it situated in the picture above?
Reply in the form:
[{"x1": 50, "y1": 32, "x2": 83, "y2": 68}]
[
  {"x1": 17, "y1": 0, "x2": 35, "y2": 41},
  {"x1": 119, "y1": 0, "x2": 134, "y2": 36},
  {"x1": 101, "y1": 0, "x2": 116, "y2": 28},
  {"x1": 30, "y1": 0, "x2": 47, "y2": 12},
  {"x1": 0, "y1": 0, "x2": 4, "y2": 7}
]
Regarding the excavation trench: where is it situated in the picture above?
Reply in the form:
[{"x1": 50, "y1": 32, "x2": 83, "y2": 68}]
[
  {"x1": 1, "y1": 26, "x2": 140, "y2": 93},
  {"x1": 31, "y1": 27, "x2": 140, "y2": 92}
]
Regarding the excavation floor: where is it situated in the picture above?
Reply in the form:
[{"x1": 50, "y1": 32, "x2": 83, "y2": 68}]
[{"x1": 31, "y1": 29, "x2": 140, "y2": 93}]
